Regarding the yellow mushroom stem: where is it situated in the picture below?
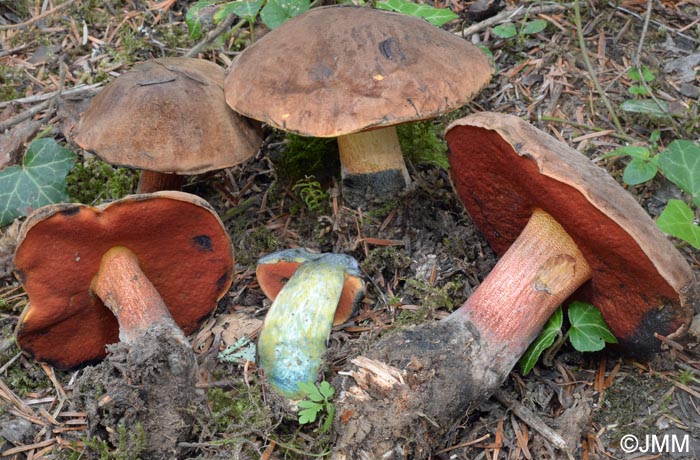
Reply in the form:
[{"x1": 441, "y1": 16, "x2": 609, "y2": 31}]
[
  {"x1": 91, "y1": 246, "x2": 179, "y2": 343},
  {"x1": 337, "y1": 125, "x2": 411, "y2": 187},
  {"x1": 449, "y1": 208, "x2": 593, "y2": 358}
]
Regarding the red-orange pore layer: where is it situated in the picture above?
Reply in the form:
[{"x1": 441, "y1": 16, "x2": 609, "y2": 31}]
[
  {"x1": 14, "y1": 191, "x2": 233, "y2": 369},
  {"x1": 446, "y1": 112, "x2": 695, "y2": 356}
]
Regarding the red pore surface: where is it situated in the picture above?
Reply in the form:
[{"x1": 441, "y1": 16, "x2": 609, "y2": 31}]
[
  {"x1": 446, "y1": 113, "x2": 693, "y2": 355},
  {"x1": 14, "y1": 191, "x2": 233, "y2": 369}
]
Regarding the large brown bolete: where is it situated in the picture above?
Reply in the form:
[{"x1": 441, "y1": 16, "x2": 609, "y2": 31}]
[
  {"x1": 13, "y1": 191, "x2": 234, "y2": 370},
  {"x1": 332, "y1": 113, "x2": 697, "y2": 459},
  {"x1": 74, "y1": 57, "x2": 262, "y2": 193},
  {"x1": 224, "y1": 5, "x2": 491, "y2": 206}
]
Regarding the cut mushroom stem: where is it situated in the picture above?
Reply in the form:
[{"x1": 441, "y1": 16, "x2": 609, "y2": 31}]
[
  {"x1": 449, "y1": 208, "x2": 593, "y2": 369},
  {"x1": 91, "y1": 246, "x2": 180, "y2": 344},
  {"x1": 137, "y1": 171, "x2": 185, "y2": 194},
  {"x1": 257, "y1": 250, "x2": 365, "y2": 399},
  {"x1": 337, "y1": 126, "x2": 411, "y2": 203}
]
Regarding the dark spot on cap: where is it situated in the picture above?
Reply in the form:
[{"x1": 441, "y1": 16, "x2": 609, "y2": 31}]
[
  {"x1": 216, "y1": 271, "x2": 230, "y2": 292},
  {"x1": 59, "y1": 207, "x2": 81, "y2": 216},
  {"x1": 192, "y1": 235, "x2": 213, "y2": 252},
  {"x1": 379, "y1": 38, "x2": 396, "y2": 60}
]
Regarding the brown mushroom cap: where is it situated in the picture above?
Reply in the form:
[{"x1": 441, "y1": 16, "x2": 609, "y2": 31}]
[
  {"x1": 256, "y1": 248, "x2": 365, "y2": 325},
  {"x1": 446, "y1": 112, "x2": 697, "y2": 355},
  {"x1": 224, "y1": 5, "x2": 492, "y2": 137},
  {"x1": 13, "y1": 191, "x2": 234, "y2": 370},
  {"x1": 74, "y1": 57, "x2": 262, "y2": 174}
]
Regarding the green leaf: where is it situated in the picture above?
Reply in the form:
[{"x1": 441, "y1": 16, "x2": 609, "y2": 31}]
[
  {"x1": 629, "y1": 65, "x2": 655, "y2": 83},
  {"x1": 376, "y1": 0, "x2": 459, "y2": 26},
  {"x1": 260, "y1": 0, "x2": 309, "y2": 29},
  {"x1": 623, "y1": 157, "x2": 659, "y2": 185},
  {"x1": 519, "y1": 308, "x2": 563, "y2": 375},
  {"x1": 318, "y1": 380, "x2": 335, "y2": 399},
  {"x1": 620, "y1": 99, "x2": 671, "y2": 118},
  {"x1": 296, "y1": 381, "x2": 324, "y2": 402},
  {"x1": 599, "y1": 145, "x2": 651, "y2": 161},
  {"x1": 492, "y1": 23, "x2": 517, "y2": 39},
  {"x1": 568, "y1": 302, "x2": 617, "y2": 352},
  {"x1": 522, "y1": 19, "x2": 547, "y2": 35},
  {"x1": 628, "y1": 85, "x2": 650, "y2": 96},
  {"x1": 186, "y1": 0, "x2": 217, "y2": 39},
  {"x1": 0, "y1": 138, "x2": 77, "y2": 226},
  {"x1": 298, "y1": 404, "x2": 321, "y2": 424},
  {"x1": 659, "y1": 140, "x2": 700, "y2": 207},
  {"x1": 215, "y1": 0, "x2": 264, "y2": 22},
  {"x1": 657, "y1": 200, "x2": 700, "y2": 249}
]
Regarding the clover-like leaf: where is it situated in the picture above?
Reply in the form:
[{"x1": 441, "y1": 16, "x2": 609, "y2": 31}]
[
  {"x1": 628, "y1": 65, "x2": 655, "y2": 83},
  {"x1": 519, "y1": 307, "x2": 563, "y2": 375},
  {"x1": 377, "y1": 0, "x2": 458, "y2": 26},
  {"x1": 492, "y1": 23, "x2": 517, "y2": 39},
  {"x1": 0, "y1": 138, "x2": 77, "y2": 226},
  {"x1": 318, "y1": 380, "x2": 335, "y2": 399},
  {"x1": 297, "y1": 381, "x2": 324, "y2": 402},
  {"x1": 568, "y1": 302, "x2": 617, "y2": 352},
  {"x1": 657, "y1": 199, "x2": 700, "y2": 249},
  {"x1": 297, "y1": 400, "x2": 322, "y2": 424},
  {"x1": 260, "y1": 0, "x2": 309, "y2": 29},
  {"x1": 658, "y1": 140, "x2": 700, "y2": 207}
]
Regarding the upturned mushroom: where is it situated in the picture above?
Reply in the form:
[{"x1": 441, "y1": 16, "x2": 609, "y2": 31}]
[
  {"x1": 74, "y1": 57, "x2": 262, "y2": 193},
  {"x1": 332, "y1": 113, "x2": 697, "y2": 459},
  {"x1": 224, "y1": 5, "x2": 491, "y2": 206},
  {"x1": 13, "y1": 191, "x2": 233, "y2": 369},
  {"x1": 256, "y1": 248, "x2": 365, "y2": 399}
]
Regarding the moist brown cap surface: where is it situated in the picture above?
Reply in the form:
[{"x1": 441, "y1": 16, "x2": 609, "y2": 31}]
[
  {"x1": 446, "y1": 112, "x2": 697, "y2": 355},
  {"x1": 74, "y1": 57, "x2": 262, "y2": 174},
  {"x1": 224, "y1": 5, "x2": 492, "y2": 137},
  {"x1": 14, "y1": 191, "x2": 234, "y2": 369}
]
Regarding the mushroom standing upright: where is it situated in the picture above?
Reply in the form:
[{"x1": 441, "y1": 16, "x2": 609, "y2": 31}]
[
  {"x1": 332, "y1": 113, "x2": 697, "y2": 459},
  {"x1": 224, "y1": 5, "x2": 491, "y2": 206},
  {"x1": 74, "y1": 57, "x2": 262, "y2": 193},
  {"x1": 256, "y1": 248, "x2": 365, "y2": 399}
]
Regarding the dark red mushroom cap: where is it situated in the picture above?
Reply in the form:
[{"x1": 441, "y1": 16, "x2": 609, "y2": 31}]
[
  {"x1": 446, "y1": 112, "x2": 697, "y2": 356},
  {"x1": 13, "y1": 191, "x2": 234, "y2": 369},
  {"x1": 256, "y1": 248, "x2": 365, "y2": 325}
]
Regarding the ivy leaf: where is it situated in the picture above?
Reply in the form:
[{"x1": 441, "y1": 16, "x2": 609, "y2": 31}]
[
  {"x1": 568, "y1": 302, "x2": 617, "y2": 352},
  {"x1": 522, "y1": 19, "x2": 547, "y2": 35},
  {"x1": 186, "y1": 0, "x2": 218, "y2": 39},
  {"x1": 0, "y1": 138, "x2": 77, "y2": 226},
  {"x1": 260, "y1": 0, "x2": 309, "y2": 29},
  {"x1": 599, "y1": 145, "x2": 651, "y2": 161},
  {"x1": 622, "y1": 156, "x2": 659, "y2": 185},
  {"x1": 376, "y1": 0, "x2": 458, "y2": 26},
  {"x1": 492, "y1": 23, "x2": 517, "y2": 39},
  {"x1": 657, "y1": 200, "x2": 700, "y2": 249},
  {"x1": 519, "y1": 308, "x2": 563, "y2": 375},
  {"x1": 215, "y1": 0, "x2": 264, "y2": 22},
  {"x1": 620, "y1": 99, "x2": 671, "y2": 118},
  {"x1": 658, "y1": 140, "x2": 700, "y2": 207}
]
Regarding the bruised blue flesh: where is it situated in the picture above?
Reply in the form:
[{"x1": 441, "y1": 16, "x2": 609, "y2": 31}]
[{"x1": 257, "y1": 254, "x2": 359, "y2": 399}]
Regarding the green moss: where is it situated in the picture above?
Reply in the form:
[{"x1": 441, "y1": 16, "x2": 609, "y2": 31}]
[
  {"x1": 66, "y1": 156, "x2": 137, "y2": 205},
  {"x1": 275, "y1": 133, "x2": 340, "y2": 184},
  {"x1": 83, "y1": 423, "x2": 146, "y2": 460},
  {"x1": 397, "y1": 120, "x2": 449, "y2": 169},
  {"x1": 361, "y1": 246, "x2": 412, "y2": 279},
  {"x1": 404, "y1": 276, "x2": 465, "y2": 313},
  {"x1": 0, "y1": 64, "x2": 25, "y2": 101},
  {"x1": 234, "y1": 226, "x2": 281, "y2": 268}
]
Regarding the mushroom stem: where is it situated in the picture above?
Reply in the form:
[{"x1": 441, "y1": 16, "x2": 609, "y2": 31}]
[
  {"x1": 450, "y1": 208, "x2": 593, "y2": 370},
  {"x1": 137, "y1": 170, "x2": 185, "y2": 193},
  {"x1": 337, "y1": 126, "x2": 410, "y2": 204},
  {"x1": 257, "y1": 254, "x2": 354, "y2": 399},
  {"x1": 91, "y1": 246, "x2": 179, "y2": 343}
]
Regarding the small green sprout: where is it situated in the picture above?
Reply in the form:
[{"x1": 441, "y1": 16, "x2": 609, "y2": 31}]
[
  {"x1": 376, "y1": 0, "x2": 458, "y2": 26},
  {"x1": 292, "y1": 175, "x2": 329, "y2": 212},
  {"x1": 297, "y1": 380, "x2": 335, "y2": 433},
  {"x1": 519, "y1": 301, "x2": 617, "y2": 375},
  {"x1": 492, "y1": 18, "x2": 547, "y2": 41}
]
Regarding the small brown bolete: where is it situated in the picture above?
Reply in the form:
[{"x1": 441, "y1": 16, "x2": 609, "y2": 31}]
[
  {"x1": 224, "y1": 5, "x2": 491, "y2": 206},
  {"x1": 13, "y1": 191, "x2": 234, "y2": 370},
  {"x1": 74, "y1": 57, "x2": 262, "y2": 193},
  {"x1": 332, "y1": 113, "x2": 698, "y2": 459}
]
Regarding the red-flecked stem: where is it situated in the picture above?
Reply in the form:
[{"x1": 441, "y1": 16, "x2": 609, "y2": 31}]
[
  {"x1": 91, "y1": 246, "x2": 179, "y2": 343},
  {"x1": 449, "y1": 208, "x2": 593, "y2": 369}
]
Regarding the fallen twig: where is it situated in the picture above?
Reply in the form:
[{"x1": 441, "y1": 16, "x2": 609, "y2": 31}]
[
  {"x1": 0, "y1": 83, "x2": 102, "y2": 110},
  {"x1": 457, "y1": 3, "x2": 569, "y2": 37},
  {"x1": 0, "y1": 0, "x2": 78, "y2": 31},
  {"x1": 0, "y1": 100, "x2": 51, "y2": 134},
  {"x1": 608, "y1": 1, "x2": 699, "y2": 44},
  {"x1": 573, "y1": 0, "x2": 624, "y2": 135},
  {"x1": 184, "y1": 13, "x2": 242, "y2": 58}
]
